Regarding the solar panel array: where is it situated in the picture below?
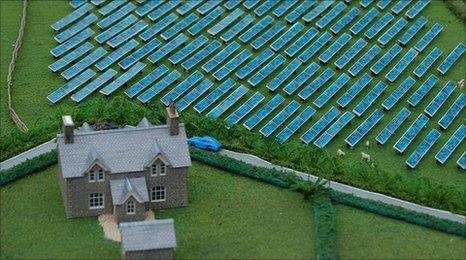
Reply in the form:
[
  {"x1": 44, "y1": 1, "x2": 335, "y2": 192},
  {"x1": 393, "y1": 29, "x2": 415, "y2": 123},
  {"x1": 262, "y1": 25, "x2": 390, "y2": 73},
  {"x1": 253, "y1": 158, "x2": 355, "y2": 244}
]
[{"x1": 48, "y1": 0, "x2": 465, "y2": 170}]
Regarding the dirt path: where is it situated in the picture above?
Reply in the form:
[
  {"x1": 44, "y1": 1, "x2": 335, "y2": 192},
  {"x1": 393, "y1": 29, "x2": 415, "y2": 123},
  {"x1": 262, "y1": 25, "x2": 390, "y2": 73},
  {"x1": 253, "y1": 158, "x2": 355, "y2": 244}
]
[{"x1": 98, "y1": 211, "x2": 155, "y2": 242}]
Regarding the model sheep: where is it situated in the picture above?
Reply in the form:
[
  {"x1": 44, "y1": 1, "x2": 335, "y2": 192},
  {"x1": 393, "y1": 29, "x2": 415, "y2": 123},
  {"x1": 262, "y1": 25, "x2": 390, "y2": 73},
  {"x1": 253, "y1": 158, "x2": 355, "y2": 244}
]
[
  {"x1": 337, "y1": 149, "x2": 346, "y2": 157},
  {"x1": 361, "y1": 152, "x2": 371, "y2": 162}
]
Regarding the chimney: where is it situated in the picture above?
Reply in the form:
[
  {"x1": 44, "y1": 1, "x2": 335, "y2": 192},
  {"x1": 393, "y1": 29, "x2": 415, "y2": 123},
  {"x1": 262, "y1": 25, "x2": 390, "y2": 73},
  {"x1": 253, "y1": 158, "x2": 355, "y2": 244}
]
[
  {"x1": 62, "y1": 115, "x2": 75, "y2": 144},
  {"x1": 166, "y1": 102, "x2": 179, "y2": 136}
]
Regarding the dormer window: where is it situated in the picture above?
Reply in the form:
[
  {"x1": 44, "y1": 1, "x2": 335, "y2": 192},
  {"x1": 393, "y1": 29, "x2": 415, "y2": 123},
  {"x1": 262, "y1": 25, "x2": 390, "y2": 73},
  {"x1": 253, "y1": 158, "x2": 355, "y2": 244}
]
[
  {"x1": 97, "y1": 169, "x2": 104, "y2": 181},
  {"x1": 89, "y1": 170, "x2": 96, "y2": 182},
  {"x1": 151, "y1": 161, "x2": 167, "y2": 176},
  {"x1": 151, "y1": 164, "x2": 157, "y2": 176},
  {"x1": 127, "y1": 200, "x2": 135, "y2": 215},
  {"x1": 160, "y1": 163, "x2": 166, "y2": 176},
  {"x1": 89, "y1": 168, "x2": 104, "y2": 182}
]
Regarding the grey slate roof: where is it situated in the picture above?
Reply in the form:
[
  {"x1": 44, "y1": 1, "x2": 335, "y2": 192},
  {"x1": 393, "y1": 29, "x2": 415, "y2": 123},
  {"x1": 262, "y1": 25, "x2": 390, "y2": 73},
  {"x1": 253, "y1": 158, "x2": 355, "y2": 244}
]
[
  {"x1": 120, "y1": 219, "x2": 177, "y2": 252},
  {"x1": 110, "y1": 177, "x2": 149, "y2": 205},
  {"x1": 57, "y1": 123, "x2": 191, "y2": 178}
]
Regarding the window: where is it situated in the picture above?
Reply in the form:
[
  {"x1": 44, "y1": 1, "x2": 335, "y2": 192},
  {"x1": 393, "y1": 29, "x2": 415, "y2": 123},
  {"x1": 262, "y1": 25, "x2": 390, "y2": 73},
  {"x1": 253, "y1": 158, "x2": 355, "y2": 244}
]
[
  {"x1": 159, "y1": 163, "x2": 166, "y2": 176},
  {"x1": 89, "y1": 170, "x2": 96, "y2": 182},
  {"x1": 89, "y1": 193, "x2": 104, "y2": 209},
  {"x1": 151, "y1": 186, "x2": 166, "y2": 202},
  {"x1": 127, "y1": 200, "x2": 135, "y2": 215},
  {"x1": 151, "y1": 164, "x2": 157, "y2": 176},
  {"x1": 97, "y1": 169, "x2": 104, "y2": 181}
]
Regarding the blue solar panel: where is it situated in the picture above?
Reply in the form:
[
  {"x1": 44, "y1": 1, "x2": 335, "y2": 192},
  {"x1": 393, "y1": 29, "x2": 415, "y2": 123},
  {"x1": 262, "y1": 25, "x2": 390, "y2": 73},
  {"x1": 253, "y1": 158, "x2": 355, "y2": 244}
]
[
  {"x1": 71, "y1": 68, "x2": 117, "y2": 102},
  {"x1": 365, "y1": 12, "x2": 393, "y2": 40},
  {"x1": 331, "y1": 7, "x2": 360, "y2": 34},
  {"x1": 136, "y1": 0, "x2": 163, "y2": 16},
  {"x1": 161, "y1": 13, "x2": 198, "y2": 40},
  {"x1": 377, "y1": 0, "x2": 391, "y2": 9},
  {"x1": 319, "y1": 33, "x2": 352, "y2": 64},
  {"x1": 221, "y1": 15, "x2": 255, "y2": 42},
  {"x1": 188, "y1": 6, "x2": 225, "y2": 36},
  {"x1": 271, "y1": 22, "x2": 304, "y2": 52},
  {"x1": 243, "y1": 0, "x2": 260, "y2": 10},
  {"x1": 137, "y1": 70, "x2": 181, "y2": 103},
  {"x1": 119, "y1": 38, "x2": 160, "y2": 70},
  {"x1": 298, "y1": 68, "x2": 335, "y2": 100},
  {"x1": 239, "y1": 15, "x2": 273, "y2": 43},
  {"x1": 348, "y1": 45, "x2": 380, "y2": 76},
  {"x1": 95, "y1": 40, "x2": 138, "y2": 71},
  {"x1": 273, "y1": 0, "x2": 299, "y2": 17},
  {"x1": 438, "y1": 94, "x2": 465, "y2": 130},
  {"x1": 147, "y1": 0, "x2": 181, "y2": 21},
  {"x1": 61, "y1": 47, "x2": 107, "y2": 80},
  {"x1": 314, "y1": 73, "x2": 351, "y2": 108},
  {"x1": 255, "y1": 0, "x2": 280, "y2": 16},
  {"x1": 413, "y1": 47, "x2": 442, "y2": 78},
  {"x1": 47, "y1": 68, "x2": 96, "y2": 104},
  {"x1": 214, "y1": 49, "x2": 252, "y2": 81},
  {"x1": 176, "y1": 79, "x2": 213, "y2": 112},
  {"x1": 371, "y1": 43, "x2": 402, "y2": 75},
  {"x1": 226, "y1": 92, "x2": 265, "y2": 125},
  {"x1": 243, "y1": 94, "x2": 285, "y2": 130},
  {"x1": 49, "y1": 42, "x2": 94, "y2": 72},
  {"x1": 376, "y1": 107, "x2": 411, "y2": 145},
  {"x1": 354, "y1": 81, "x2": 387, "y2": 117},
  {"x1": 99, "y1": 0, "x2": 127, "y2": 16},
  {"x1": 177, "y1": 0, "x2": 202, "y2": 15},
  {"x1": 260, "y1": 100, "x2": 300, "y2": 137},
  {"x1": 284, "y1": 62, "x2": 320, "y2": 95},
  {"x1": 360, "y1": 0, "x2": 374, "y2": 8},
  {"x1": 406, "y1": 128, "x2": 440, "y2": 169},
  {"x1": 382, "y1": 76, "x2": 416, "y2": 110},
  {"x1": 338, "y1": 73, "x2": 373, "y2": 108},
  {"x1": 350, "y1": 7, "x2": 378, "y2": 35},
  {"x1": 95, "y1": 14, "x2": 137, "y2": 44},
  {"x1": 438, "y1": 43, "x2": 465, "y2": 75},
  {"x1": 208, "y1": 85, "x2": 249, "y2": 118},
  {"x1": 169, "y1": 35, "x2": 208, "y2": 65},
  {"x1": 385, "y1": 48, "x2": 418, "y2": 82},
  {"x1": 302, "y1": 0, "x2": 334, "y2": 23},
  {"x1": 424, "y1": 81, "x2": 456, "y2": 117},
  {"x1": 267, "y1": 58, "x2": 302, "y2": 91},
  {"x1": 161, "y1": 71, "x2": 204, "y2": 106},
  {"x1": 182, "y1": 41, "x2": 222, "y2": 71},
  {"x1": 55, "y1": 13, "x2": 98, "y2": 43},
  {"x1": 148, "y1": 33, "x2": 188, "y2": 63},
  {"x1": 108, "y1": 20, "x2": 147, "y2": 48},
  {"x1": 285, "y1": 27, "x2": 319, "y2": 58},
  {"x1": 335, "y1": 38, "x2": 367, "y2": 70},
  {"x1": 194, "y1": 79, "x2": 236, "y2": 113},
  {"x1": 100, "y1": 62, "x2": 146, "y2": 96},
  {"x1": 301, "y1": 106, "x2": 340, "y2": 144},
  {"x1": 298, "y1": 32, "x2": 333, "y2": 63},
  {"x1": 277, "y1": 106, "x2": 316, "y2": 142},
  {"x1": 208, "y1": 8, "x2": 244, "y2": 36},
  {"x1": 457, "y1": 152, "x2": 466, "y2": 170},
  {"x1": 391, "y1": 0, "x2": 412, "y2": 14},
  {"x1": 249, "y1": 55, "x2": 286, "y2": 87},
  {"x1": 407, "y1": 74, "x2": 438, "y2": 107},
  {"x1": 197, "y1": 0, "x2": 221, "y2": 14},
  {"x1": 52, "y1": 2, "x2": 93, "y2": 31},
  {"x1": 236, "y1": 48, "x2": 274, "y2": 80},
  {"x1": 51, "y1": 28, "x2": 94, "y2": 57},
  {"x1": 378, "y1": 18, "x2": 408, "y2": 46},
  {"x1": 435, "y1": 125, "x2": 465, "y2": 164},
  {"x1": 346, "y1": 109, "x2": 384, "y2": 148},
  {"x1": 140, "y1": 13, "x2": 178, "y2": 41},
  {"x1": 97, "y1": 2, "x2": 135, "y2": 29},
  {"x1": 125, "y1": 65, "x2": 169, "y2": 98},
  {"x1": 251, "y1": 23, "x2": 285, "y2": 50},
  {"x1": 414, "y1": 23, "x2": 443, "y2": 52},
  {"x1": 315, "y1": 2, "x2": 347, "y2": 29},
  {"x1": 399, "y1": 16, "x2": 427, "y2": 46},
  {"x1": 314, "y1": 111, "x2": 355, "y2": 148},
  {"x1": 393, "y1": 114, "x2": 429, "y2": 153},
  {"x1": 286, "y1": 0, "x2": 315, "y2": 23},
  {"x1": 70, "y1": 0, "x2": 87, "y2": 9},
  {"x1": 202, "y1": 41, "x2": 240, "y2": 73},
  {"x1": 225, "y1": 0, "x2": 243, "y2": 11},
  {"x1": 406, "y1": 0, "x2": 430, "y2": 19}
]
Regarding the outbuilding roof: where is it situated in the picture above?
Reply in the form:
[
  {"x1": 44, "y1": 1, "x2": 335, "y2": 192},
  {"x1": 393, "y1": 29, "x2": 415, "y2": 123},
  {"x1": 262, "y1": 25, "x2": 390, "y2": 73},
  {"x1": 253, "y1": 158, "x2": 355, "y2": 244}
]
[
  {"x1": 57, "y1": 120, "x2": 191, "y2": 178},
  {"x1": 120, "y1": 219, "x2": 177, "y2": 252}
]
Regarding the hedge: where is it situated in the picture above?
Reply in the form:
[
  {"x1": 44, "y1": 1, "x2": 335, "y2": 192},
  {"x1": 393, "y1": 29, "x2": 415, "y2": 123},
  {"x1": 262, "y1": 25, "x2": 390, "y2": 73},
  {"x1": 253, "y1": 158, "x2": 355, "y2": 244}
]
[
  {"x1": 0, "y1": 149, "x2": 58, "y2": 186},
  {"x1": 312, "y1": 195, "x2": 338, "y2": 260},
  {"x1": 190, "y1": 148, "x2": 466, "y2": 237}
]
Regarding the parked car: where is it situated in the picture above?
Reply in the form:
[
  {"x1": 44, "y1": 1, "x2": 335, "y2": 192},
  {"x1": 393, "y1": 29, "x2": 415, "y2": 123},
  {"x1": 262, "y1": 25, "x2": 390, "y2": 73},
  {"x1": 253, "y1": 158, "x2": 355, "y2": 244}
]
[{"x1": 188, "y1": 136, "x2": 222, "y2": 151}]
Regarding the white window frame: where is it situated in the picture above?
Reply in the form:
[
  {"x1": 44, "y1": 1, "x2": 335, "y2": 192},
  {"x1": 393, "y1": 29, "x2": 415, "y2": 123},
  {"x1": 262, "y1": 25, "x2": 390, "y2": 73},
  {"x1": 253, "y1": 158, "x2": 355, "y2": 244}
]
[
  {"x1": 151, "y1": 164, "x2": 157, "y2": 176},
  {"x1": 151, "y1": 186, "x2": 166, "y2": 202},
  {"x1": 159, "y1": 163, "x2": 166, "y2": 176},
  {"x1": 97, "y1": 169, "x2": 104, "y2": 182},
  {"x1": 89, "y1": 170, "x2": 96, "y2": 182},
  {"x1": 89, "y1": 193, "x2": 104, "y2": 209},
  {"x1": 126, "y1": 200, "x2": 135, "y2": 215}
]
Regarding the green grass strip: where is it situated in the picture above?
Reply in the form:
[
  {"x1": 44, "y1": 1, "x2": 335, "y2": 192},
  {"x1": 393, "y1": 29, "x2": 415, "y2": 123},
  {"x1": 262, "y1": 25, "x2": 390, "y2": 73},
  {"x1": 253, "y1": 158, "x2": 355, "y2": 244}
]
[
  {"x1": 0, "y1": 149, "x2": 57, "y2": 186},
  {"x1": 313, "y1": 195, "x2": 338, "y2": 260},
  {"x1": 190, "y1": 148, "x2": 466, "y2": 237}
]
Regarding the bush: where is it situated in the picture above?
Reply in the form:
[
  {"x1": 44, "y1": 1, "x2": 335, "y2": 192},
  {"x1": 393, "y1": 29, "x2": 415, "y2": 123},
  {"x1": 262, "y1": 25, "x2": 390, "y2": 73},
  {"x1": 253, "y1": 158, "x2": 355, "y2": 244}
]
[
  {"x1": 443, "y1": 0, "x2": 466, "y2": 23},
  {"x1": 313, "y1": 195, "x2": 338, "y2": 260},
  {"x1": 0, "y1": 150, "x2": 58, "y2": 186}
]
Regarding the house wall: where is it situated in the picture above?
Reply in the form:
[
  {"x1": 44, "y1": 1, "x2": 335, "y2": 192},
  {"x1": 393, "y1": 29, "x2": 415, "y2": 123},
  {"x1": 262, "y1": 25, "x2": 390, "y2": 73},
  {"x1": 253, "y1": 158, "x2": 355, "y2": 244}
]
[
  {"x1": 114, "y1": 199, "x2": 147, "y2": 223},
  {"x1": 57, "y1": 157, "x2": 70, "y2": 217},
  {"x1": 147, "y1": 166, "x2": 188, "y2": 210},
  {"x1": 124, "y1": 248, "x2": 174, "y2": 260}
]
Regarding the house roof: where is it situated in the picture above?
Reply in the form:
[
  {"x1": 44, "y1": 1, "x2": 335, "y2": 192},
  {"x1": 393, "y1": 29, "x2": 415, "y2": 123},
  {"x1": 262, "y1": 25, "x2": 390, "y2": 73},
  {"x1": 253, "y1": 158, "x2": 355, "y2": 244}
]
[
  {"x1": 110, "y1": 177, "x2": 148, "y2": 205},
  {"x1": 120, "y1": 219, "x2": 177, "y2": 252},
  {"x1": 57, "y1": 121, "x2": 191, "y2": 178}
]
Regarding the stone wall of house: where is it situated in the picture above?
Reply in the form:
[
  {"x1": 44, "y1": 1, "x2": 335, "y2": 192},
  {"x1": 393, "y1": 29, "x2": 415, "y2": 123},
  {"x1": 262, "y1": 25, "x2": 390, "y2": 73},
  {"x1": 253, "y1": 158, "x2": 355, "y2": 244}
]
[
  {"x1": 114, "y1": 199, "x2": 147, "y2": 223},
  {"x1": 147, "y1": 167, "x2": 188, "y2": 210},
  {"x1": 124, "y1": 248, "x2": 174, "y2": 260}
]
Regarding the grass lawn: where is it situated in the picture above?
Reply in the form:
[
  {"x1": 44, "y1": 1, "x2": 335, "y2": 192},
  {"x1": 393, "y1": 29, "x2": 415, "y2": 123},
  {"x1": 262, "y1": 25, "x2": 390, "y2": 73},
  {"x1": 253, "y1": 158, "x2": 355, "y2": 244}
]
[
  {"x1": 0, "y1": 162, "x2": 315, "y2": 259},
  {"x1": 335, "y1": 205, "x2": 466, "y2": 259},
  {"x1": 1, "y1": 1, "x2": 464, "y2": 204}
]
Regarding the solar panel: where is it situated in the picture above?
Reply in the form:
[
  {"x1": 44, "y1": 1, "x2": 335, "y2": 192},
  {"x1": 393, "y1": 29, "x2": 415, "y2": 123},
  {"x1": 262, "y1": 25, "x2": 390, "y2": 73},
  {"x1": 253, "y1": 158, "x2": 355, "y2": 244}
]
[
  {"x1": 438, "y1": 43, "x2": 465, "y2": 75},
  {"x1": 148, "y1": 0, "x2": 181, "y2": 21},
  {"x1": 161, "y1": 71, "x2": 204, "y2": 106},
  {"x1": 391, "y1": 0, "x2": 412, "y2": 14},
  {"x1": 52, "y1": 2, "x2": 93, "y2": 31},
  {"x1": 298, "y1": 68, "x2": 335, "y2": 100},
  {"x1": 221, "y1": 15, "x2": 255, "y2": 42},
  {"x1": 125, "y1": 65, "x2": 169, "y2": 98},
  {"x1": 338, "y1": 73, "x2": 373, "y2": 108},
  {"x1": 301, "y1": 106, "x2": 340, "y2": 144},
  {"x1": 169, "y1": 35, "x2": 208, "y2": 65},
  {"x1": 345, "y1": 109, "x2": 384, "y2": 148},
  {"x1": 95, "y1": 14, "x2": 137, "y2": 44},
  {"x1": 273, "y1": 0, "x2": 299, "y2": 17},
  {"x1": 99, "y1": 0, "x2": 128, "y2": 16},
  {"x1": 286, "y1": 0, "x2": 315, "y2": 23},
  {"x1": 435, "y1": 125, "x2": 465, "y2": 164},
  {"x1": 61, "y1": 47, "x2": 107, "y2": 80},
  {"x1": 194, "y1": 79, "x2": 236, "y2": 113},
  {"x1": 49, "y1": 42, "x2": 94, "y2": 72},
  {"x1": 161, "y1": 13, "x2": 198, "y2": 40},
  {"x1": 406, "y1": 0, "x2": 430, "y2": 19},
  {"x1": 100, "y1": 62, "x2": 146, "y2": 95},
  {"x1": 393, "y1": 114, "x2": 429, "y2": 153},
  {"x1": 51, "y1": 28, "x2": 94, "y2": 57},
  {"x1": 197, "y1": 0, "x2": 221, "y2": 14},
  {"x1": 255, "y1": 0, "x2": 280, "y2": 16},
  {"x1": 414, "y1": 23, "x2": 443, "y2": 52},
  {"x1": 354, "y1": 81, "x2": 387, "y2": 117},
  {"x1": 267, "y1": 58, "x2": 302, "y2": 91},
  {"x1": 424, "y1": 81, "x2": 456, "y2": 117},
  {"x1": 260, "y1": 100, "x2": 300, "y2": 137},
  {"x1": 399, "y1": 16, "x2": 427, "y2": 46},
  {"x1": 137, "y1": 70, "x2": 181, "y2": 103},
  {"x1": 243, "y1": 94, "x2": 285, "y2": 130},
  {"x1": 378, "y1": 18, "x2": 407, "y2": 46},
  {"x1": 248, "y1": 55, "x2": 286, "y2": 87},
  {"x1": 207, "y1": 85, "x2": 249, "y2": 118},
  {"x1": 413, "y1": 47, "x2": 442, "y2": 78},
  {"x1": 406, "y1": 128, "x2": 440, "y2": 169},
  {"x1": 214, "y1": 49, "x2": 252, "y2": 81},
  {"x1": 277, "y1": 106, "x2": 316, "y2": 142},
  {"x1": 314, "y1": 111, "x2": 355, "y2": 148},
  {"x1": 176, "y1": 79, "x2": 213, "y2": 112},
  {"x1": 271, "y1": 22, "x2": 304, "y2": 52},
  {"x1": 208, "y1": 8, "x2": 244, "y2": 36},
  {"x1": 365, "y1": 13, "x2": 394, "y2": 40},
  {"x1": 55, "y1": 13, "x2": 98, "y2": 43},
  {"x1": 457, "y1": 152, "x2": 466, "y2": 170},
  {"x1": 47, "y1": 69, "x2": 96, "y2": 104},
  {"x1": 140, "y1": 13, "x2": 178, "y2": 41},
  {"x1": 182, "y1": 41, "x2": 222, "y2": 71},
  {"x1": 136, "y1": 0, "x2": 163, "y2": 16},
  {"x1": 370, "y1": 43, "x2": 403, "y2": 75},
  {"x1": 202, "y1": 41, "x2": 240, "y2": 73},
  {"x1": 302, "y1": 0, "x2": 334, "y2": 23},
  {"x1": 385, "y1": 48, "x2": 418, "y2": 82},
  {"x1": 97, "y1": 2, "x2": 135, "y2": 29},
  {"x1": 284, "y1": 62, "x2": 320, "y2": 95},
  {"x1": 177, "y1": 0, "x2": 202, "y2": 15},
  {"x1": 71, "y1": 68, "x2": 117, "y2": 102},
  {"x1": 239, "y1": 15, "x2": 273, "y2": 43},
  {"x1": 119, "y1": 38, "x2": 160, "y2": 70},
  {"x1": 382, "y1": 76, "x2": 416, "y2": 110},
  {"x1": 350, "y1": 7, "x2": 378, "y2": 35},
  {"x1": 331, "y1": 7, "x2": 360, "y2": 34},
  {"x1": 438, "y1": 94, "x2": 465, "y2": 130},
  {"x1": 298, "y1": 31, "x2": 333, "y2": 63},
  {"x1": 236, "y1": 48, "x2": 274, "y2": 80},
  {"x1": 348, "y1": 45, "x2": 380, "y2": 76},
  {"x1": 226, "y1": 92, "x2": 265, "y2": 125},
  {"x1": 319, "y1": 33, "x2": 352, "y2": 64},
  {"x1": 376, "y1": 107, "x2": 411, "y2": 145},
  {"x1": 251, "y1": 22, "x2": 285, "y2": 50},
  {"x1": 148, "y1": 33, "x2": 188, "y2": 63},
  {"x1": 335, "y1": 38, "x2": 367, "y2": 70},
  {"x1": 188, "y1": 6, "x2": 225, "y2": 36},
  {"x1": 107, "y1": 20, "x2": 148, "y2": 48},
  {"x1": 285, "y1": 27, "x2": 319, "y2": 58},
  {"x1": 315, "y1": 2, "x2": 347, "y2": 29},
  {"x1": 314, "y1": 73, "x2": 351, "y2": 108},
  {"x1": 407, "y1": 74, "x2": 438, "y2": 107}
]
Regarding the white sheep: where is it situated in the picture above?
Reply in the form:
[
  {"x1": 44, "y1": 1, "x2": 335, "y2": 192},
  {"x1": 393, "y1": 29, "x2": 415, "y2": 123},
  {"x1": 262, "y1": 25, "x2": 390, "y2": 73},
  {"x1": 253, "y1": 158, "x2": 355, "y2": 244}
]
[
  {"x1": 361, "y1": 152, "x2": 371, "y2": 162},
  {"x1": 337, "y1": 149, "x2": 346, "y2": 157},
  {"x1": 458, "y1": 79, "x2": 464, "y2": 89},
  {"x1": 365, "y1": 140, "x2": 370, "y2": 148}
]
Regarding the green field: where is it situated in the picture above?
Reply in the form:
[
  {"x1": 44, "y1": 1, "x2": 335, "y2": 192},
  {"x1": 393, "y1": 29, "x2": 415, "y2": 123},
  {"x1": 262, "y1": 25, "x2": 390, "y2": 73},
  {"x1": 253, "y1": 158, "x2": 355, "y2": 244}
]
[
  {"x1": 1, "y1": 1, "x2": 465, "y2": 209},
  {"x1": 1, "y1": 162, "x2": 465, "y2": 259}
]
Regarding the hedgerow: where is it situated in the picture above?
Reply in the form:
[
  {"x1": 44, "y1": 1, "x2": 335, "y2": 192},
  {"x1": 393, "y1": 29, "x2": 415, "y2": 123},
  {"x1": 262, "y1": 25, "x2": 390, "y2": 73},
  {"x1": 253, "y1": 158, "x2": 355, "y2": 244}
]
[
  {"x1": 312, "y1": 195, "x2": 338, "y2": 260},
  {"x1": 0, "y1": 149, "x2": 58, "y2": 186},
  {"x1": 0, "y1": 96, "x2": 464, "y2": 215}
]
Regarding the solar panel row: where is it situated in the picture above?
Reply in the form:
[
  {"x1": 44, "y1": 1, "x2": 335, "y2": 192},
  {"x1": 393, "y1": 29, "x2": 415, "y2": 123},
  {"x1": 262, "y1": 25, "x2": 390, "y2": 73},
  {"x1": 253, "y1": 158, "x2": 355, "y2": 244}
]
[
  {"x1": 406, "y1": 128, "x2": 440, "y2": 169},
  {"x1": 435, "y1": 125, "x2": 465, "y2": 164}
]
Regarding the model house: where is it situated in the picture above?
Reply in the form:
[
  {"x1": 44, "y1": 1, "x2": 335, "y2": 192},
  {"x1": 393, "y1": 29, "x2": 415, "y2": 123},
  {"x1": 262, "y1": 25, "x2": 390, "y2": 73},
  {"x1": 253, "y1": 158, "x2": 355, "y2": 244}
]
[{"x1": 57, "y1": 104, "x2": 191, "y2": 222}]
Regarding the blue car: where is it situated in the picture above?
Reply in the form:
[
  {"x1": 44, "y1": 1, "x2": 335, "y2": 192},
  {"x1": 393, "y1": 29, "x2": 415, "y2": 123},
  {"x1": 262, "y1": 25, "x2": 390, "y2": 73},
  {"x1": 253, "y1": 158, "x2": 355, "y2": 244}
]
[{"x1": 188, "y1": 136, "x2": 222, "y2": 151}]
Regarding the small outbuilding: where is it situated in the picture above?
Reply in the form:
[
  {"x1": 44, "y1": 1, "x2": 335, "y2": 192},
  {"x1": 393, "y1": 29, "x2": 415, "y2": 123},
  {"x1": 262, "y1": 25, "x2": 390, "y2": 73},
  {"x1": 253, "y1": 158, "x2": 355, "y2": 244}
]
[{"x1": 120, "y1": 219, "x2": 177, "y2": 260}]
